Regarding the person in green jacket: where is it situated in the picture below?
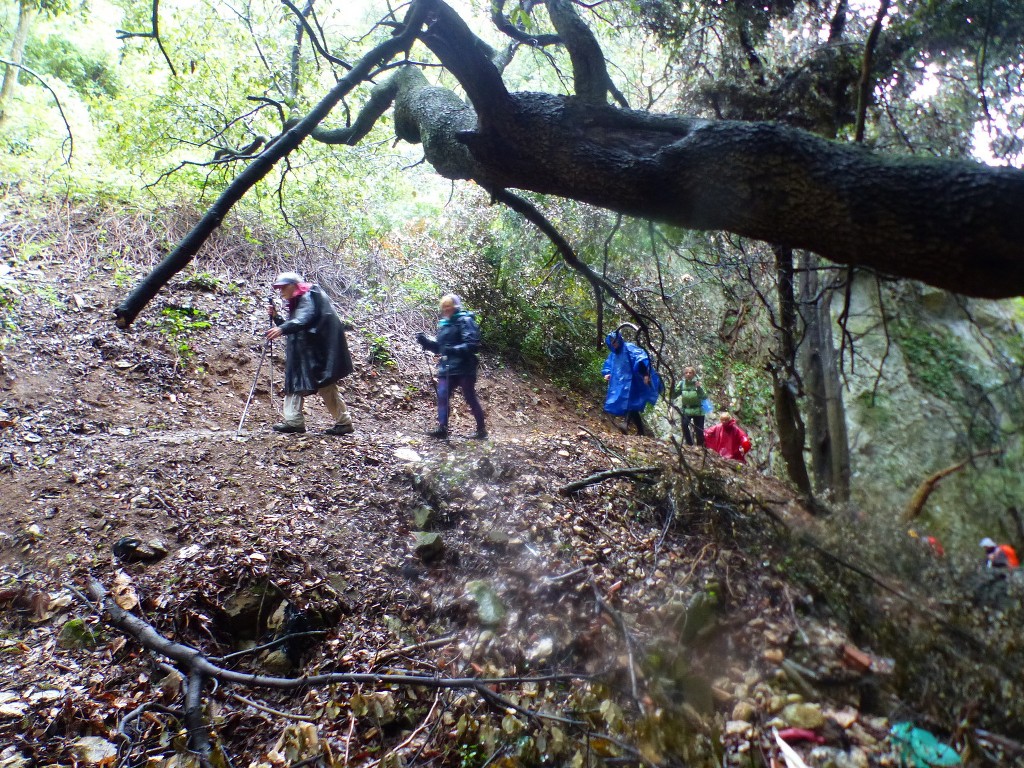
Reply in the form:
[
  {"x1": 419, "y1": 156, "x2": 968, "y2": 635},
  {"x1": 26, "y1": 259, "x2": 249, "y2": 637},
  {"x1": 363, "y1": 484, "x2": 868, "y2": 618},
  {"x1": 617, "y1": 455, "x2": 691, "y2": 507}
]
[{"x1": 671, "y1": 366, "x2": 705, "y2": 446}]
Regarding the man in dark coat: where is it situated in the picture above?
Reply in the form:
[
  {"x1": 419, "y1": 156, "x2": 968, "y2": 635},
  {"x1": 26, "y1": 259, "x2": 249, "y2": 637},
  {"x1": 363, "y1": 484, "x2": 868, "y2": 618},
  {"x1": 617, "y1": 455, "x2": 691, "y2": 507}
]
[{"x1": 266, "y1": 272, "x2": 355, "y2": 435}]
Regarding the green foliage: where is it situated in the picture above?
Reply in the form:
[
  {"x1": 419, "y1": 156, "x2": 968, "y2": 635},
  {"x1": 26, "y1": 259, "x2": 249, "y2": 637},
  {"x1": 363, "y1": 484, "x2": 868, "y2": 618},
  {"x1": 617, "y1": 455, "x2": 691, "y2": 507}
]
[
  {"x1": 105, "y1": 253, "x2": 136, "y2": 288},
  {"x1": 0, "y1": 280, "x2": 20, "y2": 339},
  {"x1": 894, "y1": 320, "x2": 969, "y2": 398},
  {"x1": 702, "y1": 348, "x2": 772, "y2": 427},
  {"x1": 149, "y1": 306, "x2": 212, "y2": 366},
  {"x1": 181, "y1": 271, "x2": 239, "y2": 294},
  {"x1": 26, "y1": 34, "x2": 118, "y2": 98},
  {"x1": 366, "y1": 332, "x2": 395, "y2": 368}
]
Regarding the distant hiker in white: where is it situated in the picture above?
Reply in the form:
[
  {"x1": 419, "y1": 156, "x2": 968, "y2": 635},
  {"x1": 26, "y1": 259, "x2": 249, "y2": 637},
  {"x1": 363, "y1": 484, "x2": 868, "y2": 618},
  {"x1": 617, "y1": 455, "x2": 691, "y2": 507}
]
[{"x1": 266, "y1": 272, "x2": 355, "y2": 435}]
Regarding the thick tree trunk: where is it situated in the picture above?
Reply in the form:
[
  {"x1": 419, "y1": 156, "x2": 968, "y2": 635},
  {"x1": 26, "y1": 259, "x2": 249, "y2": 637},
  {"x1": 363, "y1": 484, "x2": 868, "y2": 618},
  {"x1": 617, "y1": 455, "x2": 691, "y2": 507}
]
[
  {"x1": 408, "y1": 1, "x2": 1024, "y2": 298},
  {"x1": 772, "y1": 246, "x2": 814, "y2": 500},
  {"x1": 453, "y1": 94, "x2": 1024, "y2": 298},
  {"x1": 799, "y1": 253, "x2": 850, "y2": 502},
  {"x1": 0, "y1": 1, "x2": 38, "y2": 129}
]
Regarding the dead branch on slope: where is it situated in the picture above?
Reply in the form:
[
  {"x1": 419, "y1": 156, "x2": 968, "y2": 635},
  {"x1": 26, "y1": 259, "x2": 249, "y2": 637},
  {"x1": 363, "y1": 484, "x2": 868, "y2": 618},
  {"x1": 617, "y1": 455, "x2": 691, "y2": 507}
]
[
  {"x1": 83, "y1": 579, "x2": 653, "y2": 766},
  {"x1": 558, "y1": 466, "x2": 662, "y2": 495}
]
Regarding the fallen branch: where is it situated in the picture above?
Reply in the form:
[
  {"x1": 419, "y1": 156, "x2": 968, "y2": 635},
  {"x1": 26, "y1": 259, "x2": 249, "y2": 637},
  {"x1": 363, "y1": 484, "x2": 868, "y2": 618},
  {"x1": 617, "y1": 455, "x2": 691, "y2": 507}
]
[
  {"x1": 591, "y1": 580, "x2": 644, "y2": 713},
  {"x1": 558, "y1": 466, "x2": 661, "y2": 495},
  {"x1": 903, "y1": 448, "x2": 1001, "y2": 520},
  {"x1": 84, "y1": 579, "x2": 646, "y2": 761},
  {"x1": 228, "y1": 691, "x2": 319, "y2": 723}
]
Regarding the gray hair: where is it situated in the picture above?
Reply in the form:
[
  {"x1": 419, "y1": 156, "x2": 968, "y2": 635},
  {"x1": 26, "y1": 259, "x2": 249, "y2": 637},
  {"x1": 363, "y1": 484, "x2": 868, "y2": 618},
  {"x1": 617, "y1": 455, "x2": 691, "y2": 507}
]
[{"x1": 440, "y1": 293, "x2": 462, "y2": 309}]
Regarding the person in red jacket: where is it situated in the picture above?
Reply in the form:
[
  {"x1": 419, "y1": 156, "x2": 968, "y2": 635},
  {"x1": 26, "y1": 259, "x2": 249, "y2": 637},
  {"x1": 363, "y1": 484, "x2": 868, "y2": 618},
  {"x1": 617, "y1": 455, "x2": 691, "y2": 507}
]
[{"x1": 704, "y1": 411, "x2": 752, "y2": 463}]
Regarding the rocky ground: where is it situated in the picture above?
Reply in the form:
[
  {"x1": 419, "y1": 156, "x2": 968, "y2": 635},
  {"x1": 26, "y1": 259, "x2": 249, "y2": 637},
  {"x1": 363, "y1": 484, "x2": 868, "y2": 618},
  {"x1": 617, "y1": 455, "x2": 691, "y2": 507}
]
[{"x1": 0, "y1": 239, "x2": 1017, "y2": 767}]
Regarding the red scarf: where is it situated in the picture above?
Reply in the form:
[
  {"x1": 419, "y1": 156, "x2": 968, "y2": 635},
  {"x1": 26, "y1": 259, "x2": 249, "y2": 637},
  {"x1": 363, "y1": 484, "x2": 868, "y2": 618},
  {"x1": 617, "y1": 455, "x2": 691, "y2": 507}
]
[{"x1": 286, "y1": 283, "x2": 312, "y2": 314}]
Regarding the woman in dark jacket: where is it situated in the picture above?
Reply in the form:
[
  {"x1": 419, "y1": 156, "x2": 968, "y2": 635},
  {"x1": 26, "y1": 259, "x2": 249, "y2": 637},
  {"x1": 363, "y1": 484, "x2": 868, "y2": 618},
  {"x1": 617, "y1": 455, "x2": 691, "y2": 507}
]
[
  {"x1": 266, "y1": 272, "x2": 355, "y2": 435},
  {"x1": 415, "y1": 294, "x2": 487, "y2": 440}
]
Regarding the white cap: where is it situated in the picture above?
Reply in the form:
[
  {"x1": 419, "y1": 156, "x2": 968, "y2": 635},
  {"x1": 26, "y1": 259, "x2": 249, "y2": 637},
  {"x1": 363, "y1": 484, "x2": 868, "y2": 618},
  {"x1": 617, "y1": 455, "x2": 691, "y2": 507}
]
[
  {"x1": 272, "y1": 271, "x2": 303, "y2": 287},
  {"x1": 980, "y1": 537, "x2": 997, "y2": 548}
]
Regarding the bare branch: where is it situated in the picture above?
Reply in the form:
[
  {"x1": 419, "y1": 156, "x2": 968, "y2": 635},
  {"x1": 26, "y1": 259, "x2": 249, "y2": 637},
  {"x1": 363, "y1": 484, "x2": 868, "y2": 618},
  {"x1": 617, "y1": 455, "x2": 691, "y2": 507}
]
[
  {"x1": 116, "y1": 0, "x2": 178, "y2": 77},
  {"x1": 0, "y1": 57, "x2": 73, "y2": 164},
  {"x1": 558, "y1": 466, "x2": 661, "y2": 495},
  {"x1": 853, "y1": 0, "x2": 889, "y2": 143},
  {"x1": 490, "y1": 0, "x2": 561, "y2": 47},
  {"x1": 281, "y1": 0, "x2": 353, "y2": 71}
]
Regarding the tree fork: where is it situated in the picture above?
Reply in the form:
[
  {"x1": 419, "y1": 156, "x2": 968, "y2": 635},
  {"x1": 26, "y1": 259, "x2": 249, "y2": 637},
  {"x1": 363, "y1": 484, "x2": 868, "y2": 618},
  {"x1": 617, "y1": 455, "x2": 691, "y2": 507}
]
[{"x1": 112, "y1": 1, "x2": 431, "y2": 328}]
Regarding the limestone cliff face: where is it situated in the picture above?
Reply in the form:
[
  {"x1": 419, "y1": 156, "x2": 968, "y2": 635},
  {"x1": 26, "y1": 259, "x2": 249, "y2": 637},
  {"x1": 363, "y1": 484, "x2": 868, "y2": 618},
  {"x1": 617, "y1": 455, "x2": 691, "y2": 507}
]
[{"x1": 836, "y1": 276, "x2": 1024, "y2": 546}]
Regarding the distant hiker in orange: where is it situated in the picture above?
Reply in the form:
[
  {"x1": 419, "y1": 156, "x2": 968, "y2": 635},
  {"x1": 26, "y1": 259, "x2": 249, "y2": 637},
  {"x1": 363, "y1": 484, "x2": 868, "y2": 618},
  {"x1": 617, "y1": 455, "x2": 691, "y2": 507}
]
[
  {"x1": 704, "y1": 411, "x2": 751, "y2": 463},
  {"x1": 980, "y1": 537, "x2": 1020, "y2": 569}
]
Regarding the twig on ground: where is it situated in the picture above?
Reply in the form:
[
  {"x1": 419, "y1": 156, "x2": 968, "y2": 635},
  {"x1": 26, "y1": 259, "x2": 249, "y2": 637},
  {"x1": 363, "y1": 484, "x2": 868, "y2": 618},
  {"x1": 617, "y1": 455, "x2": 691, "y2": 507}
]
[
  {"x1": 578, "y1": 424, "x2": 629, "y2": 464},
  {"x1": 212, "y1": 631, "x2": 327, "y2": 663},
  {"x1": 559, "y1": 467, "x2": 661, "y2": 495},
  {"x1": 591, "y1": 581, "x2": 644, "y2": 714},
  {"x1": 227, "y1": 691, "x2": 320, "y2": 723},
  {"x1": 372, "y1": 634, "x2": 457, "y2": 667}
]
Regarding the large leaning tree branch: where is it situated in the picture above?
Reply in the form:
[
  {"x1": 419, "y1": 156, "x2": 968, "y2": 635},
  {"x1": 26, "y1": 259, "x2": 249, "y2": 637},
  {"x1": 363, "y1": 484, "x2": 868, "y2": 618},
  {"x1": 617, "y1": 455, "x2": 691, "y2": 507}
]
[
  {"x1": 118, "y1": 0, "x2": 1024, "y2": 326},
  {"x1": 406, "y1": 1, "x2": 1024, "y2": 299},
  {"x1": 112, "y1": 2, "x2": 430, "y2": 328}
]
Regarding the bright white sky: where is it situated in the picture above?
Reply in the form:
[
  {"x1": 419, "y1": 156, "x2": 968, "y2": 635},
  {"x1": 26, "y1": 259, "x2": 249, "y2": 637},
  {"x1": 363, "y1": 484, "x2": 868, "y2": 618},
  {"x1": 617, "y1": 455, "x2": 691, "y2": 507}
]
[{"x1": 336, "y1": 0, "x2": 479, "y2": 33}]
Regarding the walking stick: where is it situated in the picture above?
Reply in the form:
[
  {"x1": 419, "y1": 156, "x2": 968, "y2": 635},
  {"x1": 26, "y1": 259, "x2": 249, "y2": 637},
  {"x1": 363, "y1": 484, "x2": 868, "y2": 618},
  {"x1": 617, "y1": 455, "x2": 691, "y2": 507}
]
[
  {"x1": 237, "y1": 343, "x2": 269, "y2": 436},
  {"x1": 421, "y1": 350, "x2": 437, "y2": 389},
  {"x1": 237, "y1": 297, "x2": 277, "y2": 436}
]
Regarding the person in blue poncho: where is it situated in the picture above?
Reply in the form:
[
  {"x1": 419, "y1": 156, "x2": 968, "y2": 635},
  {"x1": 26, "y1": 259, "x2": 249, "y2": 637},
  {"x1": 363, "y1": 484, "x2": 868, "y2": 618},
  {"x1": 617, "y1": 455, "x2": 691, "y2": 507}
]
[{"x1": 601, "y1": 330, "x2": 661, "y2": 436}]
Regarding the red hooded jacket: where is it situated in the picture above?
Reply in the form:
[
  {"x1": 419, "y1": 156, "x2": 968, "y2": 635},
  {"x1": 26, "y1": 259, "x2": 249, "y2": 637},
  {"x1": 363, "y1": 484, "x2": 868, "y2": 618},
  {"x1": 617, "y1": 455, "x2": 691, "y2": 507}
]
[{"x1": 704, "y1": 418, "x2": 752, "y2": 463}]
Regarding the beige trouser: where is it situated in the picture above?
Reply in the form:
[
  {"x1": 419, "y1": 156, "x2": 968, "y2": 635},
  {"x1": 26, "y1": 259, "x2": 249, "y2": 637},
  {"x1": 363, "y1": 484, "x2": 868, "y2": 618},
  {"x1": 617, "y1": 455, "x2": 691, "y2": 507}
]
[{"x1": 282, "y1": 384, "x2": 352, "y2": 428}]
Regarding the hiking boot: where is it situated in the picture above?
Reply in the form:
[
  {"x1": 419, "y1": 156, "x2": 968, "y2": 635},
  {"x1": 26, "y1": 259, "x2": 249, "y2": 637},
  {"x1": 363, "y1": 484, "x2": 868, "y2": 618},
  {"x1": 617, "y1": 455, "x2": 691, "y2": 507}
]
[
  {"x1": 324, "y1": 423, "x2": 355, "y2": 436},
  {"x1": 469, "y1": 428, "x2": 488, "y2": 440},
  {"x1": 272, "y1": 422, "x2": 305, "y2": 434},
  {"x1": 426, "y1": 426, "x2": 449, "y2": 439}
]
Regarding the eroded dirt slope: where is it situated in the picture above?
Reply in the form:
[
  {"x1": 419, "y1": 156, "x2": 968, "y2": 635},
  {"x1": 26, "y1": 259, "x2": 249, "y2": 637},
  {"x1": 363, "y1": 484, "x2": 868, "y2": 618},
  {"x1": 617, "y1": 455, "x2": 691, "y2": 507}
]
[{"x1": 2, "y1": 249, "x2": 983, "y2": 768}]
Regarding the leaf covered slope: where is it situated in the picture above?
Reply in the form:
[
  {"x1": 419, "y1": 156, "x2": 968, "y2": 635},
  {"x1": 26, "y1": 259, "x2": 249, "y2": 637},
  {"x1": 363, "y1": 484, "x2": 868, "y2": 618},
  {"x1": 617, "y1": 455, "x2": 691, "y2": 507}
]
[{"x1": 1, "y1": 209, "x2": 1020, "y2": 767}]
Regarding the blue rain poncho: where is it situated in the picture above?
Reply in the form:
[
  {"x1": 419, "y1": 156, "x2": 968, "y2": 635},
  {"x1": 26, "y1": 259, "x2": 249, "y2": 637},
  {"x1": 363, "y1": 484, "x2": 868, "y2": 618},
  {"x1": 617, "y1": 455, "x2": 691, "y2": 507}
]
[{"x1": 601, "y1": 331, "x2": 662, "y2": 416}]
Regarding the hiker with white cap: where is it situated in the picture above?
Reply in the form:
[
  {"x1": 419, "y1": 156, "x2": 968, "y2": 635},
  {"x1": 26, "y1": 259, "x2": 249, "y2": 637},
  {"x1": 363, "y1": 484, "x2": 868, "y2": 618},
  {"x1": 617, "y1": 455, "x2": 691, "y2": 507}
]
[
  {"x1": 980, "y1": 537, "x2": 1020, "y2": 569},
  {"x1": 266, "y1": 272, "x2": 355, "y2": 435}
]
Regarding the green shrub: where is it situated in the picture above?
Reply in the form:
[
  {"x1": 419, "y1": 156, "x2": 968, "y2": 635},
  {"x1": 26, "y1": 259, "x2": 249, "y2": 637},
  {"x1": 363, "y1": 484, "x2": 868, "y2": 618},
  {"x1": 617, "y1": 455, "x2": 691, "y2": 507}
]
[
  {"x1": 894, "y1": 320, "x2": 968, "y2": 398},
  {"x1": 149, "y1": 306, "x2": 212, "y2": 366}
]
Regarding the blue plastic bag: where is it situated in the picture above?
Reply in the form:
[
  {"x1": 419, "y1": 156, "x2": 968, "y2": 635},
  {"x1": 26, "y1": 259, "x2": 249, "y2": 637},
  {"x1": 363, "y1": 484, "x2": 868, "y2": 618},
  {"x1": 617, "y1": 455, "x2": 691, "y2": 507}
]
[
  {"x1": 701, "y1": 398, "x2": 713, "y2": 415},
  {"x1": 891, "y1": 723, "x2": 961, "y2": 768}
]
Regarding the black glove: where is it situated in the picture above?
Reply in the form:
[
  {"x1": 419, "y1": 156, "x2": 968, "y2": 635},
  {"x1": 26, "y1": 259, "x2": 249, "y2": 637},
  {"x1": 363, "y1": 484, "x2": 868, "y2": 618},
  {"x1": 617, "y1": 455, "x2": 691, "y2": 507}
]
[{"x1": 415, "y1": 332, "x2": 428, "y2": 347}]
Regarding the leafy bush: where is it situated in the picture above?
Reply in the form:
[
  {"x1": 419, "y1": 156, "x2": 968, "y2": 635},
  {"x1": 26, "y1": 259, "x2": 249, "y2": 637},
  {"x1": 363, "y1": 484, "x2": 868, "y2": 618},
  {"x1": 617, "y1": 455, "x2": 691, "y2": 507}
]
[
  {"x1": 149, "y1": 306, "x2": 212, "y2": 367},
  {"x1": 26, "y1": 35, "x2": 118, "y2": 98},
  {"x1": 894, "y1": 319, "x2": 969, "y2": 398}
]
